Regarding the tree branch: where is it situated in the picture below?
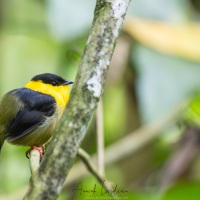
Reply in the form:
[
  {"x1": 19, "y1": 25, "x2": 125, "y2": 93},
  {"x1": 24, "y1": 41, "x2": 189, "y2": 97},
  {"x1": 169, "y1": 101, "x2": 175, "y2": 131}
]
[
  {"x1": 23, "y1": 0, "x2": 131, "y2": 199},
  {"x1": 77, "y1": 148, "x2": 115, "y2": 198},
  {"x1": 29, "y1": 149, "x2": 40, "y2": 175}
]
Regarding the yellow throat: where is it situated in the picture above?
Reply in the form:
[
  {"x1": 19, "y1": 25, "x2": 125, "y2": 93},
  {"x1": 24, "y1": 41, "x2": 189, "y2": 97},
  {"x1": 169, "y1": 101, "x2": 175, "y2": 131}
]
[{"x1": 25, "y1": 80, "x2": 70, "y2": 108}]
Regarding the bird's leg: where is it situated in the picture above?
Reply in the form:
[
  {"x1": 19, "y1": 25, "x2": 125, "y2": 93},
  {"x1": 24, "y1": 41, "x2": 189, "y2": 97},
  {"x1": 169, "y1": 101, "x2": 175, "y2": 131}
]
[
  {"x1": 26, "y1": 145, "x2": 45, "y2": 159},
  {"x1": 41, "y1": 145, "x2": 45, "y2": 153}
]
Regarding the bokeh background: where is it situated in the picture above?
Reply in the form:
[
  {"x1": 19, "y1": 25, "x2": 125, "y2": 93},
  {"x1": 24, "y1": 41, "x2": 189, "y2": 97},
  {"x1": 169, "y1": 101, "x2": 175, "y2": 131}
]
[{"x1": 1, "y1": 0, "x2": 200, "y2": 199}]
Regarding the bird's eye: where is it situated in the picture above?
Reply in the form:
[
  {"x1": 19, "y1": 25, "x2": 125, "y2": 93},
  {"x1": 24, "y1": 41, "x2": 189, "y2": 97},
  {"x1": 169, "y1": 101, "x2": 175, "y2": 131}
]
[{"x1": 52, "y1": 81, "x2": 57, "y2": 86}]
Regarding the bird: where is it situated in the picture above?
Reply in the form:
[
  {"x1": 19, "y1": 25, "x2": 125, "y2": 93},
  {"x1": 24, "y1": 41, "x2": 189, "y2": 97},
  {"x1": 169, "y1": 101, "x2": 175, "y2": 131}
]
[{"x1": 0, "y1": 73, "x2": 73, "y2": 158}]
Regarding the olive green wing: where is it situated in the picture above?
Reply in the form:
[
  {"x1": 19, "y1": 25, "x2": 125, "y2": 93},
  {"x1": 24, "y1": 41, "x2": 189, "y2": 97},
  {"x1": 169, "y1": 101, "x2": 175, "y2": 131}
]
[{"x1": 0, "y1": 89, "x2": 23, "y2": 150}]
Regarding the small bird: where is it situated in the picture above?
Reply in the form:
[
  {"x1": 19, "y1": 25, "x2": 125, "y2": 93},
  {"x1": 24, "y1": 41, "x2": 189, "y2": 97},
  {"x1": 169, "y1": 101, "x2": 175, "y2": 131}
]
[{"x1": 0, "y1": 73, "x2": 73, "y2": 158}]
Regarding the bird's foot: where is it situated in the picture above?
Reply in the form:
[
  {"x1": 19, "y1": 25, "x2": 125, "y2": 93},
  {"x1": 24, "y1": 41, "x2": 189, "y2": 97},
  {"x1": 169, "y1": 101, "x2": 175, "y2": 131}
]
[{"x1": 26, "y1": 145, "x2": 45, "y2": 159}]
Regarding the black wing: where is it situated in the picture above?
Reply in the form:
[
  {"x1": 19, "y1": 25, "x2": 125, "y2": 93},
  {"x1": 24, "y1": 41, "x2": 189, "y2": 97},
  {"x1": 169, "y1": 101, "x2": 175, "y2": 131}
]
[{"x1": 6, "y1": 88, "x2": 56, "y2": 141}]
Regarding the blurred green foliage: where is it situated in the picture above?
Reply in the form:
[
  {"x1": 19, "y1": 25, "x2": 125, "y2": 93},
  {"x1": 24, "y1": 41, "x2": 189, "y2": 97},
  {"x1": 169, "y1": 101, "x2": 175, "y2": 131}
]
[
  {"x1": 183, "y1": 94, "x2": 200, "y2": 127},
  {"x1": 161, "y1": 182, "x2": 200, "y2": 200},
  {"x1": 0, "y1": 0, "x2": 200, "y2": 200}
]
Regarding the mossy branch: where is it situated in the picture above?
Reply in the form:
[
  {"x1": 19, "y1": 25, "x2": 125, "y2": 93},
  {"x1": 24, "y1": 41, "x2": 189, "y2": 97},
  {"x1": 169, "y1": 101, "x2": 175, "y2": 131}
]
[{"x1": 23, "y1": 0, "x2": 131, "y2": 199}]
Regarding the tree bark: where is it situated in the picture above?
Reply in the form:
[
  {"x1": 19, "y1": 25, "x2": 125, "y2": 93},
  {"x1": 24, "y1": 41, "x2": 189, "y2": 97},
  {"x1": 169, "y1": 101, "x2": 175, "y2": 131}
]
[{"x1": 23, "y1": 0, "x2": 131, "y2": 199}]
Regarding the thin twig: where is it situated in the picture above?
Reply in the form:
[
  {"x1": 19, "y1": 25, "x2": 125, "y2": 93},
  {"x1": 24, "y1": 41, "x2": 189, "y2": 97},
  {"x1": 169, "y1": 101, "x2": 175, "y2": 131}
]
[
  {"x1": 77, "y1": 148, "x2": 116, "y2": 198},
  {"x1": 96, "y1": 98, "x2": 105, "y2": 176},
  {"x1": 29, "y1": 149, "x2": 40, "y2": 175}
]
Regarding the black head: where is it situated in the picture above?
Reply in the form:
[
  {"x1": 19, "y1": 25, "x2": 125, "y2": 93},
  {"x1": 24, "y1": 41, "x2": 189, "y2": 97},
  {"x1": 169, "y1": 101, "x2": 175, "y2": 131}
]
[{"x1": 31, "y1": 73, "x2": 73, "y2": 86}]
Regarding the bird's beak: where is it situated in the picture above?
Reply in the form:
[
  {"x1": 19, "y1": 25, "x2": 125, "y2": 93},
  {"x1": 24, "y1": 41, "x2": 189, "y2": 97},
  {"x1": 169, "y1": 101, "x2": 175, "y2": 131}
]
[{"x1": 63, "y1": 80, "x2": 74, "y2": 85}]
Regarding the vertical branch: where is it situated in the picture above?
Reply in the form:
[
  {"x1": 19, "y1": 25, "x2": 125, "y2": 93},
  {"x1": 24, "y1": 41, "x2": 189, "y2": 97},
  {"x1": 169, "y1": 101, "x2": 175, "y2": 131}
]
[
  {"x1": 24, "y1": 0, "x2": 131, "y2": 199},
  {"x1": 96, "y1": 98, "x2": 105, "y2": 176}
]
